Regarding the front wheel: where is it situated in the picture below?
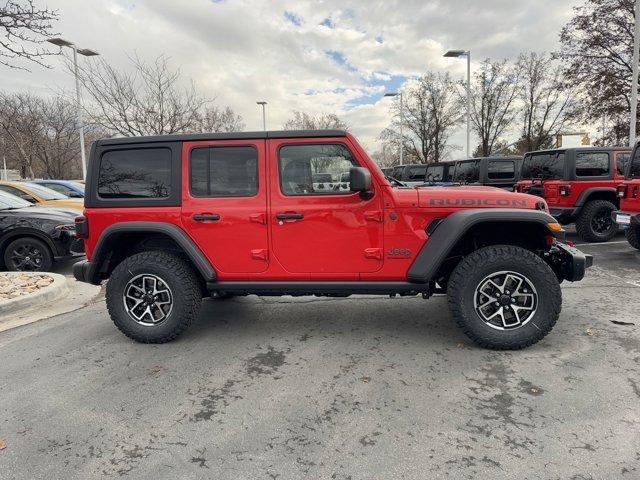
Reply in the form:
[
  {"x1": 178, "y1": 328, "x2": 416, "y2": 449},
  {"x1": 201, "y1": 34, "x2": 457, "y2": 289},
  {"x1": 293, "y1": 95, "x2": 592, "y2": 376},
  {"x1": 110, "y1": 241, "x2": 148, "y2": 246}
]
[
  {"x1": 626, "y1": 225, "x2": 640, "y2": 250},
  {"x1": 447, "y1": 245, "x2": 562, "y2": 350},
  {"x1": 105, "y1": 251, "x2": 202, "y2": 343}
]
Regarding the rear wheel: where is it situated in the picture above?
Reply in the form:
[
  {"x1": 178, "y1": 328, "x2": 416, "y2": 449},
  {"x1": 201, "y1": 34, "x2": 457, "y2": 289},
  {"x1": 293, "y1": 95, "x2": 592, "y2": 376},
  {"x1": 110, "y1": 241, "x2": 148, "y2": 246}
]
[
  {"x1": 106, "y1": 251, "x2": 202, "y2": 343},
  {"x1": 626, "y1": 225, "x2": 640, "y2": 250},
  {"x1": 3, "y1": 237, "x2": 53, "y2": 272},
  {"x1": 447, "y1": 245, "x2": 561, "y2": 350},
  {"x1": 575, "y1": 200, "x2": 618, "y2": 243}
]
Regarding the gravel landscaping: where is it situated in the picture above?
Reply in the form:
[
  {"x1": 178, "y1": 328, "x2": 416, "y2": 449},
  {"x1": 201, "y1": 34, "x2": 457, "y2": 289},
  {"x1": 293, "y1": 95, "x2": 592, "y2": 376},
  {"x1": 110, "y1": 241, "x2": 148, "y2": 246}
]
[{"x1": 0, "y1": 273, "x2": 54, "y2": 301}]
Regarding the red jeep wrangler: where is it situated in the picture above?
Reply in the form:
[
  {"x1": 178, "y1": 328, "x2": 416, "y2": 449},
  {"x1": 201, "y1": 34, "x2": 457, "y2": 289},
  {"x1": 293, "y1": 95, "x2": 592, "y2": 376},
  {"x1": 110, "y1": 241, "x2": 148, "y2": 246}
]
[
  {"x1": 613, "y1": 143, "x2": 640, "y2": 250},
  {"x1": 73, "y1": 130, "x2": 592, "y2": 349},
  {"x1": 515, "y1": 147, "x2": 631, "y2": 242}
]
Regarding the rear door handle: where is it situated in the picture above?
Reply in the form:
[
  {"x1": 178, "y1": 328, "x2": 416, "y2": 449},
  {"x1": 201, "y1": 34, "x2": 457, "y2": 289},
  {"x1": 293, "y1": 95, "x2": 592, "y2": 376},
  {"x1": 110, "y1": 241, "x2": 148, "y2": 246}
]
[
  {"x1": 276, "y1": 212, "x2": 304, "y2": 220},
  {"x1": 193, "y1": 213, "x2": 220, "y2": 222}
]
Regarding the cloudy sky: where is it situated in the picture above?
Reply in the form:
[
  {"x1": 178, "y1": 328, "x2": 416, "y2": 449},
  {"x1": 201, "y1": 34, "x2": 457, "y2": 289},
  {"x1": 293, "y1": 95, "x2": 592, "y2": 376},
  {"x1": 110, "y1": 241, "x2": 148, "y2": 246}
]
[{"x1": 3, "y1": 0, "x2": 582, "y2": 155}]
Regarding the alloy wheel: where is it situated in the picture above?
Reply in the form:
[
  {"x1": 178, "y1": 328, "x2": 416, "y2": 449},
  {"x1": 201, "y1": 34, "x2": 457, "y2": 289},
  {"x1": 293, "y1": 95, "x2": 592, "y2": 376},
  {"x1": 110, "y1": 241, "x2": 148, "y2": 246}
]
[{"x1": 122, "y1": 274, "x2": 173, "y2": 326}]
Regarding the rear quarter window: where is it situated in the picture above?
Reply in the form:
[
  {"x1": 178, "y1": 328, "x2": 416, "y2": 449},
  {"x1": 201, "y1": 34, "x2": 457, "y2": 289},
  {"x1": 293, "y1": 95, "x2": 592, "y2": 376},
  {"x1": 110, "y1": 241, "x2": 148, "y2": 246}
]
[
  {"x1": 487, "y1": 161, "x2": 515, "y2": 180},
  {"x1": 575, "y1": 152, "x2": 609, "y2": 177},
  {"x1": 98, "y1": 148, "x2": 172, "y2": 199},
  {"x1": 453, "y1": 160, "x2": 480, "y2": 183}
]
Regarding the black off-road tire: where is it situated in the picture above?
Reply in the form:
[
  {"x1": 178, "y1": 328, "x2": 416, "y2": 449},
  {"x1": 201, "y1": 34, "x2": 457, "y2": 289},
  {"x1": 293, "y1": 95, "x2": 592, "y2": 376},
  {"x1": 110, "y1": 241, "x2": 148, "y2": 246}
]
[
  {"x1": 3, "y1": 237, "x2": 53, "y2": 272},
  {"x1": 575, "y1": 200, "x2": 618, "y2": 243},
  {"x1": 447, "y1": 245, "x2": 562, "y2": 350},
  {"x1": 105, "y1": 251, "x2": 202, "y2": 343},
  {"x1": 626, "y1": 225, "x2": 640, "y2": 250}
]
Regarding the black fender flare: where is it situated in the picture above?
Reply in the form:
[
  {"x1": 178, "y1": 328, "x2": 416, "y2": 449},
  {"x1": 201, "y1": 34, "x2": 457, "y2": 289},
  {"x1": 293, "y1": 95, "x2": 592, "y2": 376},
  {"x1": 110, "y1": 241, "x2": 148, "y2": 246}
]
[
  {"x1": 575, "y1": 187, "x2": 617, "y2": 207},
  {"x1": 407, "y1": 208, "x2": 560, "y2": 283},
  {"x1": 0, "y1": 227, "x2": 59, "y2": 257},
  {"x1": 88, "y1": 221, "x2": 216, "y2": 283}
]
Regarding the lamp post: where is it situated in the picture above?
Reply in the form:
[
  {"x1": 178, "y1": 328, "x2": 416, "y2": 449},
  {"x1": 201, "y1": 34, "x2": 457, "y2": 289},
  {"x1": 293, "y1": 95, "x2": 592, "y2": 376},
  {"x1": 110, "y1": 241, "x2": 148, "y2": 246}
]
[
  {"x1": 631, "y1": 0, "x2": 640, "y2": 146},
  {"x1": 47, "y1": 38, "x2": 99, "y2": 181},
  {"x1": 1, "y1": 136, "x2": 6, "y2": 181},
  {"x1": 384, "y1": 92, "x2": 404, "y2": 165},
  {"x1": 444, "y1": 49, "x2": 471, "y2": 158},
  {"x1": 256, "y1": 101, "x2": 267, "y2": 131}
]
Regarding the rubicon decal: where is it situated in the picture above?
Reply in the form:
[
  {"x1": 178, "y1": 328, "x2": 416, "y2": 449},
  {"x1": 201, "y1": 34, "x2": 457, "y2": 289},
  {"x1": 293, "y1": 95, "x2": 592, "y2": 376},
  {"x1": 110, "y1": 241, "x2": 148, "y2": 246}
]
[{"x1": 429, "y1": 198, "x2": 529, "y2": 207}]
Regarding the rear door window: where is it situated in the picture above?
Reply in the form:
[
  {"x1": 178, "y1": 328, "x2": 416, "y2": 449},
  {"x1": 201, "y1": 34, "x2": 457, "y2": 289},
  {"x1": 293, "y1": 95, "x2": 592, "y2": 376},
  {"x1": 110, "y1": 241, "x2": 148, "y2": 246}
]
[
  {"x1": 98, "y1": 148, "x2": 172, "y2": 199},
  {"x1": 575, "y1": 152, "x2": 609, "y2": 177},
  {"x1": 453, "y1": 160, "x2": 480, "y2": 183},
  {"x1": 487, "y1": 161, "x2": 516, "y2": 180},
  {"x1": 406, "y1": 165, "x2": 427, "y2": 181},
  {"x1": 616, "y1": 153, "x2": 631, "y2": 176},
  {"x1": 190, "y1": 146, "x2": 258, "y2": 197}
]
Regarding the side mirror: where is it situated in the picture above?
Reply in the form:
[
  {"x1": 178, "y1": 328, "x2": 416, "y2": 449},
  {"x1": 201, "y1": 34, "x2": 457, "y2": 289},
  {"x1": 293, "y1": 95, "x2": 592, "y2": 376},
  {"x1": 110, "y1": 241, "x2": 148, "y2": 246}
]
[{"x1": 349, "y1": 166, "x2": 372, "y2": 198}]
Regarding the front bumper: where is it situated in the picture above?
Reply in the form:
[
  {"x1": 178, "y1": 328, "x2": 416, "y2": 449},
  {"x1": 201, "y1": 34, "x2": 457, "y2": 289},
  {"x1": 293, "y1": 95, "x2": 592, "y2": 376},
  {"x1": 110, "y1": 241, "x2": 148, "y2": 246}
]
[
  {"x1": 549, "y1": 242, "x2": 593, "y2": 282},
  {"x1": 611, "y1": 210, "x2": 640, "y2": 227}
]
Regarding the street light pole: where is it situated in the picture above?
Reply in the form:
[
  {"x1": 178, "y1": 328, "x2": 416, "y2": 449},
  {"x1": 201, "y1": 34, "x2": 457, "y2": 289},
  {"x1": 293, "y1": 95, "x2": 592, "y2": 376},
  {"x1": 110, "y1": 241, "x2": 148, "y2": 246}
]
[
  {"x1": 384, "y1": 92, "x2": 403, "y2": 165},
  {"x1": 631, "y1": 0, "x2": 640, "y2": 147},
  {"x1": 1, "y1": 136, "x2": 6, "y2": 181},
  {"x1": 444, "y1": 49, "x2": 472, "y2": 158},
  {"x1": 47, "y1": 38, "x2": 99, "y2": 181},
  {"x1": 256, "y1": 101, "x2": 267, "y2": 131}
]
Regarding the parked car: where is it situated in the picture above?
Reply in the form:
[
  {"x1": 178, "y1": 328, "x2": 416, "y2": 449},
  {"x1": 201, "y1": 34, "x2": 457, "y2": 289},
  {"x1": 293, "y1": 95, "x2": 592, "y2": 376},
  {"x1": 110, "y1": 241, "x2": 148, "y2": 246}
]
[
  {"x1": 389, "y1": 164, "x2": 430, "y2": 186},
  {"x1": 73, "y1": 129, "x2": 591, "y2": 349},
  {"x1": 31, "y1": 179, "x2": 84, "y2": 198},
  {"x1": 452, "y1": 156, "x2": 523, "y2": 190},
  {"x1": 425, "y1": 162, "x2": 454, "y2": 184},
  {"x1": 613, "y1": 143, "x2": 640, "y2": 250},
  {"x1": 0, "y1": 181, "x2": 84, "y2": 212},
  {"x1": 0, "y1": 191, "x2": 83, "y2": 271},
  {"x1": 515, "y1": 147, "x2": 631, "y2": 243}
]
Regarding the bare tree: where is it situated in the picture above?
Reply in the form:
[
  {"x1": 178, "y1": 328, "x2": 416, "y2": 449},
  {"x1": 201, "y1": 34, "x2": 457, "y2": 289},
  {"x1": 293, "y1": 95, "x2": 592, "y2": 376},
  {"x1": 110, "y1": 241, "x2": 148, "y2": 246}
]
[
  {"x1": 0, "y1": 92, "x2": 41, "y2": 177},
  {"x1": 466, "y1": 59, "x2": 519, "y2": 157},
  {"x1": 195, "y1": 106, "x2": 245, "y2": 132},
  {"x1": 558, "y1": 0, "x2": 634, "y2": 145},
  {"x1": 515, "y1": 52, "x2": 576, "y2": 153},
  {"x1": 382, "y1": 72, "x2": 461, "y2": 164},
  {"x1": 0, "y1": 0, "x2": 58, "y2": 69},
  {"x1": 74, "y1": 54, "x2": 209, "y2": 136},
  {"x1": 283, "y1": 111, "x2": 348, "y2": 130}
]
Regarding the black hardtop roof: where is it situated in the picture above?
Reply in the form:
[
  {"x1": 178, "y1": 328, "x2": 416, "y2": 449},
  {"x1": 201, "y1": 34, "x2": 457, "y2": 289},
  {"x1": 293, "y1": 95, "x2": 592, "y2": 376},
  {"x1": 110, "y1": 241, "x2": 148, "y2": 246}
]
[
  {"x1": 96, "y1": 129, "x2": 348, "y2": 146},
  {"x1": 524, "y1": 146, "x2": 631, "y2": 156},
  {"x1": 455, "y1": 155, "x2": 522, "y2": 162}
]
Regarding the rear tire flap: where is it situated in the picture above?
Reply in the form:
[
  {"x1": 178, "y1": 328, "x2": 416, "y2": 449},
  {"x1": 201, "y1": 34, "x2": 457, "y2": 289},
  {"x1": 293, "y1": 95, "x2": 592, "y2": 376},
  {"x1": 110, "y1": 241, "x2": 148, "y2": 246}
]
[
  {"x1": 105, "y1": 251, "x2": 202, "y2": 343},
  {"x1": 447, "y1": 245, "x2": 562, "y2": 350},
  {"x1": 575, "y1": 200, "x2": 617, "y2": 243},
  {"x1": 626, "y1": 225, "x2": 640, "y2": 250}
]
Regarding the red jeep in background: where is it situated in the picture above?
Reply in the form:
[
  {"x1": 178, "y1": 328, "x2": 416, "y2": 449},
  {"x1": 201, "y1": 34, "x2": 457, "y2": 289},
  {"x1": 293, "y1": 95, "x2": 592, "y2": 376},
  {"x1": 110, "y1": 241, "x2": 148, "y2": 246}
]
[
  {"x1": 613, "y1": 143, "x2": 640, "y2": 250},
  {"x1": 515, "y1": 147, "x2": 631, "y2": 242},
  {"x1": 73, "y1": 130, "x2": 592, "y2": 350}
]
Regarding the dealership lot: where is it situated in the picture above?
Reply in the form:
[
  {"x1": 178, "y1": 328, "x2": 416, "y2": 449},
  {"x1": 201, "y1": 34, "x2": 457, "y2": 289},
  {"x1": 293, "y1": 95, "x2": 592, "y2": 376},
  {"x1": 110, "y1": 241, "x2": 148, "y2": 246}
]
[{"x1": 0, "y1": 231, "x2": 639, "y2": 480}]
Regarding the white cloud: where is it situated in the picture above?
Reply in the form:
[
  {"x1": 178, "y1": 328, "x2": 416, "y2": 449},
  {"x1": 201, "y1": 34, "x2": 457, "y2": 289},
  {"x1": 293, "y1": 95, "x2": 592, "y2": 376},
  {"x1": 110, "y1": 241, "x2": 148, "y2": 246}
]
[{"x1": 1, "y1": 0, "x2": 582, "y2": 154}]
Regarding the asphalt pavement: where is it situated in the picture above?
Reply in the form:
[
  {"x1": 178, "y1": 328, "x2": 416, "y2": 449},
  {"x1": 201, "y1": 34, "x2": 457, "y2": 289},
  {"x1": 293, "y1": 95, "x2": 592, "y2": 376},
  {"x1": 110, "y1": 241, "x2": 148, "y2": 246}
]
[{"x1": 0, "y1": 231, "x2": 639, "y2": 479}]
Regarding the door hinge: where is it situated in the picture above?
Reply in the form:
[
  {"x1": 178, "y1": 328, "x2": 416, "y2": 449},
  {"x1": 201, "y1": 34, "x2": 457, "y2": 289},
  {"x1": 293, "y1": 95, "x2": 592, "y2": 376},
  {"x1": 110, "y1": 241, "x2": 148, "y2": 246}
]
[
  {"x1": 364, "y1": 248, "x2": 383, "y2": 260},
  {"x1": 364, "y1": 210, "x2": 383, "y2": 222},
  {"x1": 250, "y1": 213, "x2": 267, "y2": 225},
  {"x1": 251, "y1": 249, "x2": 268, "y2": 261}
]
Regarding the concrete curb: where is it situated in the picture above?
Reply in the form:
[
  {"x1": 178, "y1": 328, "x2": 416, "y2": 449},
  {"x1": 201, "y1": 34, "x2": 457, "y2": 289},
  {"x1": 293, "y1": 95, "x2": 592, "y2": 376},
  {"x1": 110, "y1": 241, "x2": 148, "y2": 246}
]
[{"x1": 0, "y1": 273, "x2": 68, "y2": 319}]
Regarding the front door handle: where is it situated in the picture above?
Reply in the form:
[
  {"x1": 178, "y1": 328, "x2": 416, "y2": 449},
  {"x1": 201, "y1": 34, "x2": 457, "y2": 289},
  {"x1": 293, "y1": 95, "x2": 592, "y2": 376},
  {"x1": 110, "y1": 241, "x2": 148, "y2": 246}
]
[
  {"x1": 193, "y1": 213, "x2": 220, "y2": 222},
  {"x1": 276, "y1": 212, "x2": 304, "y2": 220}
]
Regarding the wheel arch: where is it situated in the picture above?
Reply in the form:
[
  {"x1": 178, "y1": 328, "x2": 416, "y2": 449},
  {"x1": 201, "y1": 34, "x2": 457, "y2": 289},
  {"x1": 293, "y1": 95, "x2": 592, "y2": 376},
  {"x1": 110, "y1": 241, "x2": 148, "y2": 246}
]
[
  {"x1": 86, "y1": 222, "x2": 216, "y2": 285},
  {"x1": 407, "y1": 209, "x2": 561, "y2": 285},
  {"x1": 0, "y1": 228, "x2": 57, "y2": 258},
  {"x1": 575, "y1": 187, "x2": 618, "y2": 208}
]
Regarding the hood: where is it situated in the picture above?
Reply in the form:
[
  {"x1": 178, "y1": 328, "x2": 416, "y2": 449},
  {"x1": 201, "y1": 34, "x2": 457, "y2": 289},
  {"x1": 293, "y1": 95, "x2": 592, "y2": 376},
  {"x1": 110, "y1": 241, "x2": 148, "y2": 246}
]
[
  {"x1": 40, "y1": 199, "x2": 84, "y2": 211},
  {"x1": 0, "y1": 205, "x2": 78, "y2": 223},
  {"x1": 416, "y1": 185, "x2": 546, "y2": 210}
]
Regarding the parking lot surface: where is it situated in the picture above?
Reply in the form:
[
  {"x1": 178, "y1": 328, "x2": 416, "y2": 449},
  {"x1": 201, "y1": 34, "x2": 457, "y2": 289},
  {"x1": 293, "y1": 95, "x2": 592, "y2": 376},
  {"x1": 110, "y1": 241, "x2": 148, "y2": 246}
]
[{"x1": 1, "y1": 232, "x2": 639, "y2": 479}]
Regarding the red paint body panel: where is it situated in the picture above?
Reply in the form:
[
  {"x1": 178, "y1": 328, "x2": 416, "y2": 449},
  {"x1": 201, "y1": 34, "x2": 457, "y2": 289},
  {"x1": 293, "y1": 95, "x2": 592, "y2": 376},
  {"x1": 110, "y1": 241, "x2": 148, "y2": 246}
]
[
  {"x1": 620, "y1": 178, "x2": 640, "y2": 213},
  {"x1": 83, "y1": 133, "x2": 547, "y2": 282}
]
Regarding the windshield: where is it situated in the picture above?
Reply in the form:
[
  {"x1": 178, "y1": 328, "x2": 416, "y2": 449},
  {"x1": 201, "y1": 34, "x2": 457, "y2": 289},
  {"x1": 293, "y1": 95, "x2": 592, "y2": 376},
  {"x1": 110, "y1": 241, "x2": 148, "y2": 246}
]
[
  {"x1": 521, "y1": 152, "x2": 565, "y2": 179},
  {"x1": 406, "y1": 165, "x2": 427, "y2": 181},
  {"x1": 25, "y1": 182, "x2": 69, "y2": 200},
  {"x1": 453, "y1": 160, "x2": 480, "y2": 183},
  {"x1": 0, "y1": 191, "x2": 31, "y2": 210}
]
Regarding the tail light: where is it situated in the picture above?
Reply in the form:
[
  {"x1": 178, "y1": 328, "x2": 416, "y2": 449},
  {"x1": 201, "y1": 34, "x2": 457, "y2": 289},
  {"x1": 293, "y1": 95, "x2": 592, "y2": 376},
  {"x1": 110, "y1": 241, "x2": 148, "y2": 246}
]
[
  {"x1": 559, "y1": 184, "x2": 571, "y2": 196},
  {"x1": 617, "y1": 184, "x2": 628, "y2": 198},
  {"x1": 75, "y1": 215, "x2": 88, "y2": 239}
]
